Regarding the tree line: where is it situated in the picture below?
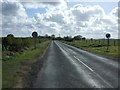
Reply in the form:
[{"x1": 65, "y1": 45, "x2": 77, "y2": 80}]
[{"x1": 2, "y1": 33, "x2": 119, "y2": 52}]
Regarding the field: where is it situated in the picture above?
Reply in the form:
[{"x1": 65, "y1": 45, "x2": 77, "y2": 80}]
[
  {"x1": 62, "y1": 39, "x2": 119, "y2": 59},
  {"x1": 2, "y1": 37, "x2": 50, "y2": 88}
]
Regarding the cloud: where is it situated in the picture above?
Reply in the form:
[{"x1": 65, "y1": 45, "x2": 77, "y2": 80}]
[
  {"x1": 23, "y1": 0, "x2": 67, "y2": 9},
  {"x1": 67, "y1": 5, "x2": 118, "y2": 38},
  {"x1": 2, "y1": 1, "x2": 27, "y2": 17},
  {"x1": 71, "y1": 5, "x2": 105, "y2": 21},
  {"x1": 1, "y1": 1, "x2": 118, "y2": 39},
  {"x1": 41, "y1": 0, "x2": 67, "y2": 6},
  {"x1": 110, "y1": 7, "x2": 119, "y2": 18},
  {"x1": 2, "y1": 1, "x2": 29, "y2": 37},
  {"x1": 43, "y1": 13, "x2": 65, "y2": 24}
]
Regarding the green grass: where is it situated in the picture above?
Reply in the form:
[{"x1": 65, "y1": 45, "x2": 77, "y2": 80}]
[
  {"x1": 86, "y1": 46, "x2": 118, "y2": 57},
  {"x1": 2, "y1": 40, "x2": 50, "y2": 88},
  {"x1": 61, "y1": 40, "x2": 119, "y2": 59},
  {"x1": 0, "y1": 43, "x2": 1, "y2": 89},
  {"x1": 0, "y1": 44, "x2": 1, "y2": 60},
  {"x1": 0, "y1": 44, "x2": 1, "y2": 89},
  {"x1": 0, "y1": 60, "x2": 1, "y2": 90}
]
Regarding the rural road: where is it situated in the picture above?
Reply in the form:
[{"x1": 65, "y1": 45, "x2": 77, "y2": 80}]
[{"x1": 33, "y1": 41, "x2": 119, "y2": 88}]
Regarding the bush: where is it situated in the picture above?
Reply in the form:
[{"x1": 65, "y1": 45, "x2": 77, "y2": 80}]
[{"x1": 2, "y1": 37, "x2": 39, "y2": 52}]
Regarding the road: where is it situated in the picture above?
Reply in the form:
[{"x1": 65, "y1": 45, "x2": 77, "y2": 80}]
[{"x1": 33, "y1": 41, "x2": 119, "y2": 88}]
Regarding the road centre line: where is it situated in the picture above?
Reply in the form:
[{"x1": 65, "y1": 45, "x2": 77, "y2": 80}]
[
  {"x1": 56, "y1": 42, "x2": 114, "y2": 88},
  {"x1": 73, "y1": 56, "x2": 113, "y2": 88},
  {"x1": 55, "y1": 42, "x2": 69, "y2": 52},
  {"x1": 74, "y1": 56, "x2": 94, "y2": 72},
  {"x1": 55, "y1": 41, "x2": 114, "y2": 88}
]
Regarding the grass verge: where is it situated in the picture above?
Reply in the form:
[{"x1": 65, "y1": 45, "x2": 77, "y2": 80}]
[
  {"x1": 2, "y1": 40, "x2": 50, "y2": 88},
  {"x1": 0, "y1": 60, "x2": 1, "y2": 89},
  {"x1": 0, "y1": 44, "x2": 1, "y2": 59},
  {"x1": 61, "y1": 40, "x2": 119, "y2": 60}
]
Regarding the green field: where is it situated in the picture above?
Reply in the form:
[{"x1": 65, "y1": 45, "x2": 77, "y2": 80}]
[
  {"x1": 2, "y1": 40, "x2": 50, "y2": 88},
  {"x1": 62, "y1": 39, "x2": 119, "y2": 59}
]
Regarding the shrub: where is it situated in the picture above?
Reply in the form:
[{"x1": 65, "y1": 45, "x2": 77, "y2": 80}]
[{"x1": 2, "y1": 37, "x2": 39, "y2": 52}]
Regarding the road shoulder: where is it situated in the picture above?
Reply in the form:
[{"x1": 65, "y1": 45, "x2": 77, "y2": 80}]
[{"x1": 15, "y1": 42, "x2": 51, "y2": 88}]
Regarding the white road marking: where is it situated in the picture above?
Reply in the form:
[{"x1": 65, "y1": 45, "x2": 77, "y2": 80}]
[
  {"x1": 56, "y1": 41, "x2": 114, "y2": 88},
  {"x1": 73, "y1": 56, "x2": 114, "y2": 88},
  {"x1": 55, "y1": 42, "x2": 69, "y2": 53},
  {"x1": 74, "y1": 56, "x2": 94, "y2": 72}
]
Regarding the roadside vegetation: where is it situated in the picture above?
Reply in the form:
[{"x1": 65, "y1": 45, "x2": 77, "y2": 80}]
[
  {"x1": 0, "y1": 44, "x2": 1, "y2": 60},
  {"x1": 0, "y1": 38, "x2": 2, "y2": 89},
  {"x1": 60, "y1": 35, "x2": 119, "y2": 60},
  {"x1": 0, "y1": 41, "x2": 1, "y2": 59},
  {"x1": 2, "y1": 33, "x2": 119, "y2": 88},
  {"x1": 2, "y1": 35, "x2": 51, "y2": 88}
]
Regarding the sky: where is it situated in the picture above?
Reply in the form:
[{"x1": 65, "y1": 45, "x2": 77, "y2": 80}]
[{"x1": 1, "y1": 0, "x2": 119, "y2": 39}]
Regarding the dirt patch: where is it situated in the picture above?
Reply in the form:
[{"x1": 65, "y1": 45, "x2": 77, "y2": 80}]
[
  {"x1": 14, "y1": 44, "x2": 50, "y2": 88},
  {"x1": 14, "y1": 61, "x2": 33, "y2": 88},
  {"x1": 25, "y1": 57, "x2": 44, "y2": 88}
]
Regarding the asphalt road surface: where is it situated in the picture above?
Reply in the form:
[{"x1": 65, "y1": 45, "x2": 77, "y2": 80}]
[{"x1": 33, "y1": 41, "x2": 119, "y2": 88}]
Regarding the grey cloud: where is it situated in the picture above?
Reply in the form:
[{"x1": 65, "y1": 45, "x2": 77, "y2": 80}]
[
  {"x1": 2, "y1": 1, "x2": 27, "y2": 19},
  {"x1": 44, "y1": 13, "x2": 65, "y2": 24},
  {"x1": 2, "y1": 2, "x2": 21, "y2": 16}
]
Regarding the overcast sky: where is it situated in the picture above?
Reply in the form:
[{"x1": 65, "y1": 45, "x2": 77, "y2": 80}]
[{"x1": 1, "y1": 0, "x2": 119, "y2": 39}]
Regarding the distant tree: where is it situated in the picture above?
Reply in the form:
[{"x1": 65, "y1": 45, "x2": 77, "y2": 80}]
[
  {"x1": 38, "y1": 36, "x2": 44, "y2": 38},
  {"x1": 73, "y1": 35, "x2": 82, "y2": 40},
  {"x1": 57, "y1": 37, "x2": 62, "y2": 40},
  {"x1": 64, "y1": 36, "x2": 73, "y2": 42},
  {"x1": 90, "y1": 38, "x2": 93, "y2": 41},
  {"x1": 7, "y1": 34, "x2": 14, "y2": 37},
  {"x1": 51, "y1": 34, "x2": 55, "y2": 38},
  {"x1": 45, "y1": 34, "x2": 49, "y2": 38},
  {"x1": 51, "y1": 34, "x2": 55, "y2": 40},
  {"x1": 82, "y1": 37, "x2": 86, "y2": 40}
]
